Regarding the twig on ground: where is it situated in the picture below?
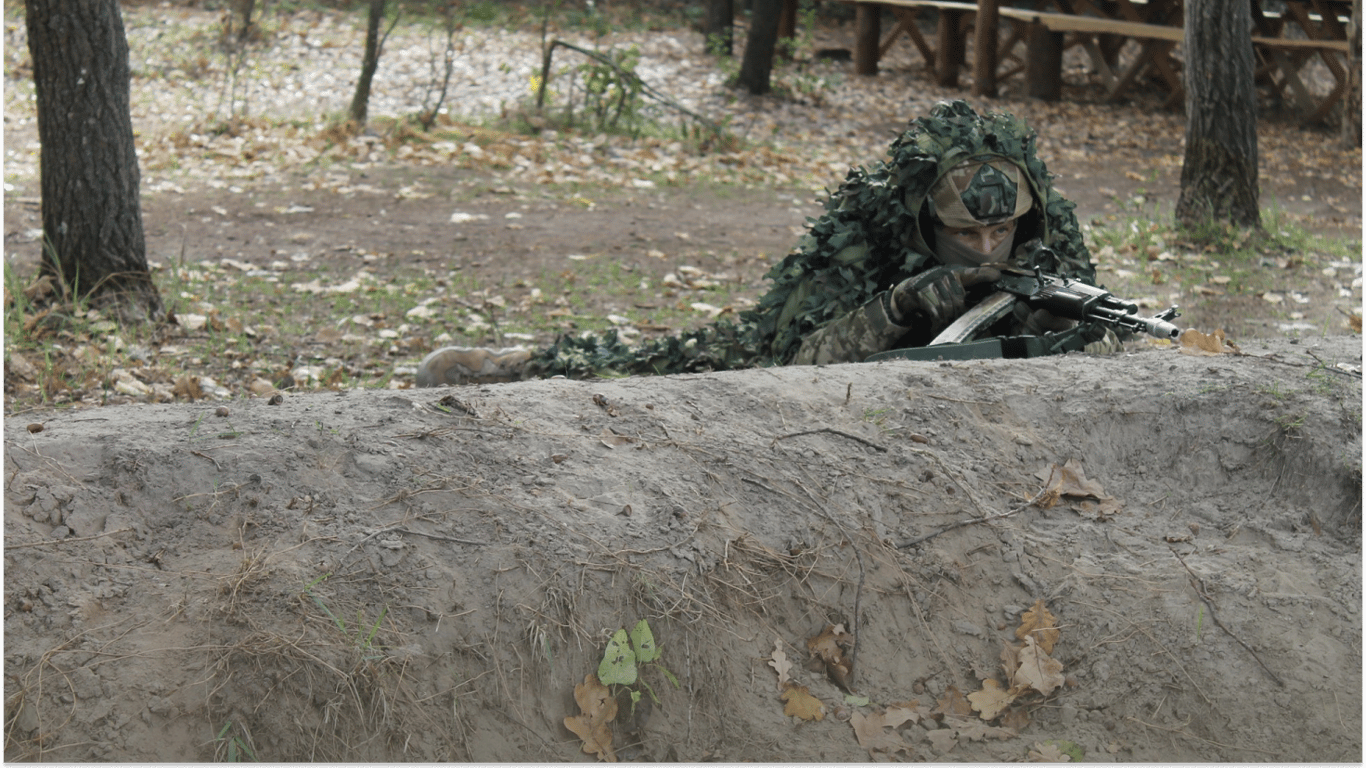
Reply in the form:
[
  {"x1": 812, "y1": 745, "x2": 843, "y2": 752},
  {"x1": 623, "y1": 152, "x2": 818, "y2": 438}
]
[
  {"x1": 772, "y1": 428, "x2": 887, "y2": 453},
  {"x1": 388, "y1": 526, "x2": 489, "y2": 547},
  {"x1": 905, "y1": 446, "x2": 991, "y2": 516},
  {"x1": 1126, "y1": 716, "x2": 1277, "y2": 755},
  {"x1": 1168, "y1": 546, "x2": 1285, "y2": 688},
  {"x1": 7, "y1": 528, "x2": 133, "y2": 550},
  {"x1": 190, "y1": 449, "x2": 221, "y2": 470},
  {"x1": 897, "y1": 488, "x2": 1046, "y2": 549},
  {"x1": 789, "y1": 475, "x2": 865, "y2": 690}
]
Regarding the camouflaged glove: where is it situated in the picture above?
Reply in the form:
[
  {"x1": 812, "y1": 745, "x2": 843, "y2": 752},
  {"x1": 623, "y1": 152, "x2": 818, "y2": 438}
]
[
  {"x1": 1010, "y1": 303, "x2": 1076, "y2": 336},
  {"x1": 889, "y1": 266, "x2": 1000, "y2": 333},
  {"x1": 1083, "y1": 327, "x2": 1124, "y2": 355}
]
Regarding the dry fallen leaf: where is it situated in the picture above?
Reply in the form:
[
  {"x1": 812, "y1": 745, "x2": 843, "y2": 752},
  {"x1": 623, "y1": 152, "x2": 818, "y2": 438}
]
[
  {"x1": 1348, "y1": 313, "x2": 1362, "y2": 333},
  {"x1": 173, "y1": 374, "x2": 202, "y2": 400},
  {"x1": 1037, "y1": 459, "x2": 1121, "y2": 517},
  {"x1": 1014, "y1": 636, "x2": 1066, "y2": 697},
  {"x1": 563, "y1": 673, "x2": 617, "y2": 762},
  {"x1": 1038, "y1": 459, "x2": 1108, "y2": 501},
  {"x1": 850, "y1": 710, "x2": 909, "y2": 755},
  {"x1": 768, "y1": 640, "x2": 792, "y2": 690},
  {"x1": 882, "y1": 702, "x2": 923, "y2": 728},
  {"x1": 1028, "y1": 740, "x2": 1072, "y2": 762},
  {"x1": 1179, "y1": 328, "x2": 1238, "y2": 356},
  {"x1": 806, "y1": 623, "x2": 855, "y2": 692},
  {"x1": 953, "y1": 717, "x2": 1018, "y2": 742},
  {"x1": 780, "y1": 683, "x2": 826, "y2": 721},
  {"x1": 1016, "y1": 599, "x2": 1061, "y2": 654},
  {"x1": 1001, "y1": 705, "x2": 1031, "y2": 730},
  {"x1": 926, "y1": 727, "x2": 959, "y2": 753},
  {"x1": 967, "y1": 678, "x2": 1017, "y2": 721},
  {"x1": 932, "y1": 686, "x2": 974, "y2": 719}
]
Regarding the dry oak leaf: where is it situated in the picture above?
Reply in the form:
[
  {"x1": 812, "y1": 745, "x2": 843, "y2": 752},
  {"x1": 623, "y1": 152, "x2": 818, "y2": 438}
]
[
  {"x1": 768, "y1": 640, "x2": 792, "y2": 690},
  {"x1": 780, "y1": 683, "x2": 826, "y2": 721},
  {"x1": 806, "y1": 623, "x2": 855, "y2": 692},
  {"x1": 882, "y1": 702, "x2": 924, "y2": 728},
  {"x1": 1015, "y1": 599, "x2": 1061, "y2": 654},
  {"x1": 563, "y1": 673, "x2": 618, "y2": 762},
  {"x1": 1036, "y1": 459, "x2": 1110, "y2": 503},
  {"x1": 932, "y1": 686, "x2": 974, "y2": 719},
  {"x1": 850, "y1": 710, "x2": 910, "y2": 755},
  {"x1": 806, "y1": 623, "x2": 853, "y2": 662},
  {"x1": 967, "y1": 678, "x2": 1018, "y2": 721},
  {"x1": 952, "y1": 717, "x2": 1018, "y2": 742},
  {"x1": 1015, "y1": 636, "x2": 1065, "y2": 697},
  {"x1": 1028, "y1": 740, "x2": 1072, "y2": 762},
  {"x1": 1000, "y1": 705, "x2": 1032, "y2": 731},
  {"x1": 1000, "y1": 641, "x2": 1022, "y2": 687},
  {"x1": 1178, "y1": 328, "x2": 1239, "y2": 356},
  {"x1": 926, "y1": 727, "x2": 960, "y2": 754}
]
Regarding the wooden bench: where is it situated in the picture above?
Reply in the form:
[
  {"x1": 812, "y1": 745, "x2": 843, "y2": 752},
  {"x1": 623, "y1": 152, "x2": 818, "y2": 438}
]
[
  {"x1": 1251, "y1": 0, "x2": 1355, "y2": 123},
  {"x1": 846, "y1": 0, "x2": 1356, "y2": 122},
  {"x1": 848, "y1": 0, "x2": 1189, "y2": 101}
]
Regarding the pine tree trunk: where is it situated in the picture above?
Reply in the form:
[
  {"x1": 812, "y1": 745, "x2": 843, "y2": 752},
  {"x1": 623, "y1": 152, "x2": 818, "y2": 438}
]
[
  {"x1": 1175, "y1": 0, "x2": 1260, "y2": 230},
  {"x1": 1344, "y1": 0, "x2": 1362, "y2": 148},
  {"x1": 738, "y1": 0, "x2": 782, "y2": 94},
  {"x1": 349, "y1": 0, "x2": 386, "y2": 126},
  {"x1": 25, "y1": 0, "x2": 162, "y2": 321}
]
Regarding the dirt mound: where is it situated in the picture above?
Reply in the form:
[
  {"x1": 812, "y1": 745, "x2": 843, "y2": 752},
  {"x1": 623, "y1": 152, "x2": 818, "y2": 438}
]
[{"x1": 4, "y1": 337, "x2": 1361, "y2": 762}]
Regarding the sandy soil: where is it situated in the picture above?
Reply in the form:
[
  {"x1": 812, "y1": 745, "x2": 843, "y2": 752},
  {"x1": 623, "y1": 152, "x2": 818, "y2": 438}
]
[{"x1": 4, "y1": 335, "x2": 1360, "y2": 762}]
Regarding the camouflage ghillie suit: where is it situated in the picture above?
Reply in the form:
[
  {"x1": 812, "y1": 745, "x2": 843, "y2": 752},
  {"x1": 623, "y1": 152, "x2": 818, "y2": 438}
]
[{"x1": 523, "y1": 99, "x2": 1099, "y2": 380}]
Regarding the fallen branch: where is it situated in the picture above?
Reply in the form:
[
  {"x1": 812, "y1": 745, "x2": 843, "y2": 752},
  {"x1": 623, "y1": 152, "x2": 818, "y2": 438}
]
[{"x1": 772, "y1": 427, "x2": 887, "y2": 453}]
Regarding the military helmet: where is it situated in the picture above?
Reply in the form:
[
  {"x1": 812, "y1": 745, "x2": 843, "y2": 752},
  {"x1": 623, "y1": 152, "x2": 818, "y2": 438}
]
[{"x1": 928, "y1": 156, "x2": 1035, "y2": 228}]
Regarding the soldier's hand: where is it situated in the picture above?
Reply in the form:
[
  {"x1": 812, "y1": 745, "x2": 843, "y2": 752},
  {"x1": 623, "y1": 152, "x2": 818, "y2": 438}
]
[
  {"x1": 890, "y1": 267, "x2": 968, "y2": 331},
  {"x1": 957, "y1": 264, "x2": 1002, "y2": 288},
  {"x1": 1012, "y1": 304, "x2": 1075, "y2": 335},
  {"x1": 1083, "y1": 327, "x2": 1124, "y2": 355}
]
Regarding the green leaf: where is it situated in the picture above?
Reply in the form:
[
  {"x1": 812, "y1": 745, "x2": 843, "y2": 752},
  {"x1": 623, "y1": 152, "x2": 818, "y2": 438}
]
[
  {"x1": 1045, "y1": 739, "x2": 1085, "y2": 762},
  {"x1": 629, "y1": 619, "x2": 660, "y2": 663},
  {"x1": 637, "y1": 678, "x2": 660, "y2": 705},
  {"x1": 844, "y1": 693, "x2": 871, "y2": 707},
  {"x1": 655, "y1": 661, "x2": 680, "y2": 689},
  {"x1": 597, "y1": 629, "x2": 638, "y2": 685},
  {"x1": 629, "y1": 687, "x2": 643, "y2": 715}
]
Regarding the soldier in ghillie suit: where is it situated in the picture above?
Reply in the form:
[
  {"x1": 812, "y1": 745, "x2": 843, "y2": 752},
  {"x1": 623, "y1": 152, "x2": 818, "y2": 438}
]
[{"x1": 416, "y1": 100, "x2": 1120, "y2": 387}]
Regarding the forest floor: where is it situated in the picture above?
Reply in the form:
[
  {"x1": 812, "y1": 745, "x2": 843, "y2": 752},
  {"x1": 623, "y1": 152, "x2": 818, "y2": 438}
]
[{"x1": 2, "y1": 2, "x2": 1362, "y2": 762}]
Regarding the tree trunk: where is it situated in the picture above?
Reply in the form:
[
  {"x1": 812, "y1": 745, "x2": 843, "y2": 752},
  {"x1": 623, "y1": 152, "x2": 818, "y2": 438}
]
[
  {"x1": 25, "y1": 0, "x2": 162, "y2": 321},
  {"x1": 1344, "y1": 0, "x2": 1362, "y2": 147},
  {"x1": 348, "y1": 0, "x2": 386, "y2": 126},
  {"x1": 776, "y1": 0, "x2": 797, "y2": 58},
  {"x1": 935, "y1": 10, "x2": 966, "y2": 87},
  {"x1": 704, "y1": 0, "x2": 734, "y2": 56},
  {"x1": 738, "y1": 0, "x2": 782, "y2": 94},
  {"x1": 854, "y1": 3, "x2": 880, "y2": 75},
  {"x1": 1026, "y1": 23, "x2": 1063, "y2": 100},
  {"x1": 972, "y1": 0, "x2": 1000, "y2": 97},
  {"x1": 1175, "y1": 0, "x2": 1260, "y2": 231}
]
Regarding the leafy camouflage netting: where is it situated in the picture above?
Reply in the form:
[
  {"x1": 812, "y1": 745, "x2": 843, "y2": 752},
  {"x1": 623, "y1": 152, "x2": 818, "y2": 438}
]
[{"x1": 526, "y1": 100, "x2": 1098, "y2": 380}]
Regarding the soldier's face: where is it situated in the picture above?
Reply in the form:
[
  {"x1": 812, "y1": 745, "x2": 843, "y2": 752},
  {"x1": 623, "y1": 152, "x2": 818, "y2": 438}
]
[{"x1": 939, "y1": 220, "x2": 1017, "y2": 256}]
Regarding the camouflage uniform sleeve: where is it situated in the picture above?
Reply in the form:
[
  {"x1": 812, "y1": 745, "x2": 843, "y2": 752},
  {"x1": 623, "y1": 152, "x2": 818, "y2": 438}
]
[{"x1": 791, "y1": 292, "x2": 911, "y2": 365}]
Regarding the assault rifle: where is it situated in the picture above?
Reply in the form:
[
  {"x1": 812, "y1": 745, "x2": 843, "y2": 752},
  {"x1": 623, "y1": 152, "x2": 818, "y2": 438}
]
[{"x1": 866, "y1": 265, "x2": 1182, "y2": 362}]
